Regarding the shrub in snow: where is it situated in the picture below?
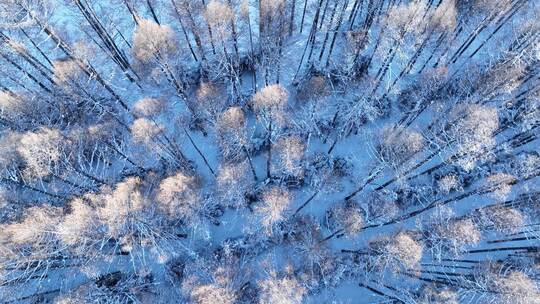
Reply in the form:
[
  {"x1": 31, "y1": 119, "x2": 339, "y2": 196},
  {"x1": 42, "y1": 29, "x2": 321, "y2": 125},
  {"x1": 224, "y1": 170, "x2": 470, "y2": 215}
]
[{"x1": 436, "y1": 173, "x2": 462, "y2": 194}]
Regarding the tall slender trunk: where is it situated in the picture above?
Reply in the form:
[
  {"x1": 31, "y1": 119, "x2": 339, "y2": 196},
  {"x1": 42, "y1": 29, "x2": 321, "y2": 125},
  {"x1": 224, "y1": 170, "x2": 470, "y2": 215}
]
[
  {"x1": 324, "y1": 0, "x2": 349, "y2": 66},
  {"x1": 0, "y1": 53, "x2": 53, "y2": 93},
  {"x1": 347, "y1": 0, "x2": 362, "y2": 30},
  {"x1": 276, "y1": 35, "x2": 283, "y2": 84},
  {"x1": 292, "y1": 0, "x2": 324, "y2": 82},
  {"x1": 243, "y1": 146, "x2": 258, "y2": 181},
  {"x1": 75, "y1": 0, "x2": 137, "y2": 83},
  {"x1": 171, "y1": 0, "x2": 198, "y2": 62},
  {"x1": 380, "y1": 28, "x2": 435, "y2": 99},
  {"x1": 306, "y1": 0, "x2": 325, "y2": 63},
  {"x1": 102, "y1": 140, "x2": 146, "y2": 171},
  {"x1": 300, "y1": 0, "x2": 308, "y2": 33},
  {"x1": 1, "y1": 177, "x2": 65, "y2": 200},
  {"x1": 183, "y1": 128, "x2": 216, "y2": 176},
  {"x1": 318, "y1": 0, "x2": 339, "y2": 61},
  {"x1": 123, "y1": 0, "x2": 140, "y2": 25},
  {"x1": 227, "y1": 0, "x2": 240, "y2": 60},
  {"x1": 182, "y1": 3, "x2": 208, "y2": 63},
  {"x1": 21, "y1": 29, "x2": 54, "y2": 67},
  {"x1": 201, "y1": 0, "x2": 217, "y2": 54},
  {"x1": 259, "y1": 0, "x2": 263, "y2": 49},
  {"x1": 318, "y1": 0, "x2": 331, "y2": 30},
  {"x1": 467, "y1": 0, "x2": 525, "y2": 59},
  {"x1": 417, "y1": 32, "x2": 446, "y2": 73},
  {"x1": 146, "y1": 0, "x2": 160, "y2": 24},
  {"x1": 0, "y1": 69, "x2": 39, "y2": 94},
  {"x1": 266, "y1": 121, "x2": 272, "y2": 179},
  {"x1": 276, "y1": 4, "x2": 285, "y2": 84},
  {"x1": 27, "y1": 11, "x2": 130, "y2": 110},
  {"x1": 0, "y1": 32, "x2": 54, "y2": 82},
  {"x1": 289, "y1": 0, "x2": 296, "y2": 35},
  {"x1": 244, "y1": 5, "x2": 257, "y2": 91},
  {"x1": 447, "y1": 2, "x2": 512, "y2": 65}
]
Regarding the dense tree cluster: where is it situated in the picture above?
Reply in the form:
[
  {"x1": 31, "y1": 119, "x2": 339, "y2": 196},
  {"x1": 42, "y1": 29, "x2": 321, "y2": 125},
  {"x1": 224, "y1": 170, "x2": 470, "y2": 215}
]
[{"x1": 0, "y1": 0, "x2": 539, "y2": 303}]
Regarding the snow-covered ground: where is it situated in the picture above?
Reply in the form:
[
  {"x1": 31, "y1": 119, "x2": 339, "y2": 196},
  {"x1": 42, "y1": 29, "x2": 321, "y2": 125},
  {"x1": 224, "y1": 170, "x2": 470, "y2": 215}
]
[{"x1": 0, "y1": 0, "x2": 539, "y2": 303}]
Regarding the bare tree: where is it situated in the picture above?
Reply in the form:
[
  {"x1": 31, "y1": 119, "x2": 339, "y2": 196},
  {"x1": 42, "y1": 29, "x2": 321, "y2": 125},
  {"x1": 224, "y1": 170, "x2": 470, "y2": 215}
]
[
  {"x1": 273, "y1": 135, "x2": 306, "y2": 180},
  {"x1": 195, "y1": 81, "x2": 228, "y2": 131},
  {"x1": 443, "y1": 104, "x2": 499, "y2": 171},
  {"x1": 132, "y1": 18, "x2": 188, "y2": 100},
  {"x1": 478, "y1": 204, "x2": 525, "y2": 234},
  {"x1": 17, "y1": 127, "x2": 63, "y2": 179},
  {"x1": 325, "y1": 201, "x2": 364, "y2": 237},
  {"x1": 252, "y1": 84, "x2": 289, "y2": 179},
  {"x1": 133, "y1": 97, "x2": 168, "y2": 118},
  {"x1": 156, "y1": 172, "x2": 207, "y2": 226},
  {"x1": 190, "y1": 282, "x2": 237, "y2": 304},
  {"x1": 131, "y1": 117, "x2": 190, "y2": 169},
  {"x1": 217, "y1": 161, "x2": 254, "y2": 209},
  {"x1": 375, "y1": 125, "x2": 424, "y2": 169},
  {"x1": 257, "y1": 270, "x2": 307, "y2": 304},
  {"x1": 254, "y1": 186, "x2": 292, "y2": 235},
  {"x1": 369, "y1": 232, "x2": 423, "y2": 273},
  {"x1": 97, "y1": 177, "x2": 156, "y2": 250},
  {"x1": 424, "y1": 210, "x2": 481, "y2": 259},
  {"x1": 486, "y1": 271, "x2": 540, "y2": 304},
  {"x1": 217, "y1": 106, "x2": 248, "y2": 161},
  {"x1": 0, "y1": 205, "x2": 64, "y2": 285},
  {"x1": 0, "y1": 0, "x2": 536, "y2": 301},
  {"x1": 57, "y1": 197, "x2": 101, "y2": 254},
  {"x1": 417, "y1": 284, "x2": 459, "y2": 304}
]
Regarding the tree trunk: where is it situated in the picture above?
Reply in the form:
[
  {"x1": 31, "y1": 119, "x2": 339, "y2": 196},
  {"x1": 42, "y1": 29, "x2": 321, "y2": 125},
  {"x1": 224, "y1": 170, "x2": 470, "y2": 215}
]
[
  {"x1": 266, "y1": 121, "x2": 272, "y2": 179},
  {"x1": 289, "y1": 0, "x2": 296, "y2": 35},
  {"x1": 146, "y1": 0, "x2": 161, "y2": 24},
  {"x1": 324, "y1": 0, "x2": 349, "y2": 66},
  {"x1": 184, "y1": 128, "x2": 216, "y2": 176},
  {"x1": 347, "y1": 0, "x2": 362, "y2": 30},
  {"x1": 243, "y1": 146, "x2": 258, "y2": 181},
  {"x1": 318, "y1": 0, "x2": 339, "y2": 61},
  {"x1": 171, "y1": 0, "x2": 199, "y2": 62},
  {"x1": 201, "y1": 0, "x2": 217, "y2": 55},
  {"x1": 318, "y1": 0, "x2": 331, "y2": 30},
  {"x1": 300, "y1": 0, "x2": 308, "y2": 33}
]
